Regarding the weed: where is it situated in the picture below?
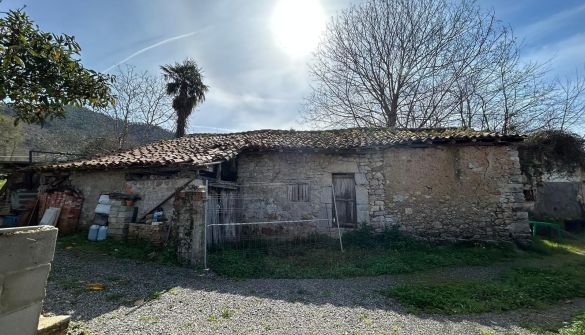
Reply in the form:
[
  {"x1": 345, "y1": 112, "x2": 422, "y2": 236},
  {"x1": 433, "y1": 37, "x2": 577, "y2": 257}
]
[
  {"x1": 383, "y1": 261, "x2": 585, "y2": 314},
  {"x1": 138, "y1": 315, "x2": 160, "y2": 323},
  {"x1": 221, "y1": 308, "x2": 234, "y2": 319},
  {"x1": 261, "y1": 321, "x2": 272, "y2": 331},
  {"x1": 207, "y1": 314, "x2": 218, "y2": 322},
  {"x1": 479, "y1": 330, "x2": 496, "y2": 335},
  {"x1": 146, "y1": 290, "x2": 165, "y2": 301},
  {"x1": 68, "y1": 321, "x2": 92, "y2": 335},
  {"x1": 358, "y1": 312, "x2": 373, "y2": 327},
  {"x1": 558, "y1": 311, "x2": 585, "y2": 335}
]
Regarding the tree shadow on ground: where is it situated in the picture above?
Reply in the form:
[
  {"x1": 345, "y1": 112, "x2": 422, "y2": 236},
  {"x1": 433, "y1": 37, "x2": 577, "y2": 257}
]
[{"x1": 43, "y1": 249, "x2": 584, "y2": 334}]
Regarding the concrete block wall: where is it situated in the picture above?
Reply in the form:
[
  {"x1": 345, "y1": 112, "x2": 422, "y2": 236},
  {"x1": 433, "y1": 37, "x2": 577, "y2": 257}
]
[{"x1": 0, "y1": 226, "x2": 58, "y2": 335}]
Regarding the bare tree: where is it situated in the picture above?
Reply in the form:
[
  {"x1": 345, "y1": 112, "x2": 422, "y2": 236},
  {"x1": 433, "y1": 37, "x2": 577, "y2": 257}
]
[
  {"x1": 453, "y1": 30, "x2": 554, "y2": 134},
  {"x1": 551, "y1": 70, "x2": 585, "y2": 131},
  {"x1": 304, "y1": 0, "x2": 585, "y2": 135},
  {"x1": 304, "y1": 0, "x2": 507, "y2": 128},
  {"x1": 100, "y1": 65, "x2": 174, "y2": 149}
]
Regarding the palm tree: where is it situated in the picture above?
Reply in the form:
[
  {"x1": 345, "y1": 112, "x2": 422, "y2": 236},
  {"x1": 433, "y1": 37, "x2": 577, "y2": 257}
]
[{"x1": 161, "y1": 58, "x2": 208, "y2": 138}]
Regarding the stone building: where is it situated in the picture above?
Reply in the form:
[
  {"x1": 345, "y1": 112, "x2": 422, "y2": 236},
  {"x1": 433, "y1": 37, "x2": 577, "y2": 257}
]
[{"x1": 37, "y1": 128, "x2": 530, "y2": 265}]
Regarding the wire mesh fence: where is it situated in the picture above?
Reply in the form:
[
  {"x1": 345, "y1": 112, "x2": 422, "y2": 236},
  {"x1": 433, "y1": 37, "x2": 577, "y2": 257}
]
[{"x1": 204, "y1": 182, "x2": 346, "y2": 274}]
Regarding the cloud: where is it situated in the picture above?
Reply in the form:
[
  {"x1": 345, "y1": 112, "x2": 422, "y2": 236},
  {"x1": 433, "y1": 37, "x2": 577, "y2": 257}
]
[
  {"x1": 102, "y1": 29, "x2": 209, "y2": 73},
  {"x1": 517, "y1": 3, "x2": 585, "y2": 44},
  {"x1": 523, "y1": 33, "x2": 585, "y2": 77}
]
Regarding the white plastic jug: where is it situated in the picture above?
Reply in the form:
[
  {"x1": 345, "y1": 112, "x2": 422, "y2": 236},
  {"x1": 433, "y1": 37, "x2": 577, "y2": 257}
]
[
  {"x1": 97, "y1": 226, "x2": 108, "y2": 241},
  {"x1": 88, "y1": 224, "x2": 100, "y2": 241}
]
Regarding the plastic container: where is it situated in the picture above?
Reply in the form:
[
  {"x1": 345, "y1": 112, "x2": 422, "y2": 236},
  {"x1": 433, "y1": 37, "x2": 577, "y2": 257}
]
[
  {"x1": 2, "y1": 215, "x2": 19, "y2": 227},
  {"x1": 152, "y1": 208, "x2": 164, "y2": 223},
  {"x1": 88, "y1": 224, "x2": 100, "y2": 241},
  {"x1": 97, "y1": 225, "x2": 108, "y2": 241}
]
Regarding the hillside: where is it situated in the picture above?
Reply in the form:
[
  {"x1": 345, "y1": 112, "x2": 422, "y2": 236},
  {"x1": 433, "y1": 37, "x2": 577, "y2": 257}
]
[{"x1": 0, "y1": 106, "x2": 173, "y2": 160}]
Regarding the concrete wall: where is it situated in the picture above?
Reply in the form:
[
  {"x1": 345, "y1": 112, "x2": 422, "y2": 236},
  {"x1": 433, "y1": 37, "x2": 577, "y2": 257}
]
[
  {"x1": 524, "y1": 169, "x2": 585, "y2": 222},
  {"x1": 237, "y1": 145, "x2": 530, "y2": 241},
  {"x1": 0, "y1": 226, "x2": 58, "y2": 335},
  {"x1": 532, "y1": 182, "x2": 584, "y2": 221},
  {"x1": 59, "y1": 170, "x2": 197, "y2": 227}
]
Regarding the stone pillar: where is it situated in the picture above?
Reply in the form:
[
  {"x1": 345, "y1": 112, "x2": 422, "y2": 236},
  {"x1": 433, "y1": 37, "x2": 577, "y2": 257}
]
[
  {"x1": 0, "y1": 226, "x2": 58, "y2": 335},
  {"x1": 173, "y1": 184, "x2": 206, "y2": 267}
]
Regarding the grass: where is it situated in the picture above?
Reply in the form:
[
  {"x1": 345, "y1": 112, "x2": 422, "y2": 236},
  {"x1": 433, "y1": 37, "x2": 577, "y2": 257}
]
[
  {"x1": 382, "y1": 260, "x2": 585, "y2": 314},
  {"x1": 558, "y1": 311, "x2": 585, "y2": 335},
  {"x1": 208, "y1": 227, "x2": 520, "y2": 279},
  {"x1": 57, "y1": 233, "x2": 179, "y2": 266},
  {"x1": 537, "y1": 234, "x2": 585, "y2": 256}
]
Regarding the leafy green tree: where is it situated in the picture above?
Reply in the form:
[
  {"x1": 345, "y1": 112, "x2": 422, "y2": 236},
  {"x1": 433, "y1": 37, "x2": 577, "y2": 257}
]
[
  {"x1": 0, "y1": 8, "x2": 113, "y2": 124},
  {"x1": 161, "y1": 58, "x2": 208, "y2": 138},
  {"x1": 0, "y1": 113, "x2": 23, "y2": 160}
]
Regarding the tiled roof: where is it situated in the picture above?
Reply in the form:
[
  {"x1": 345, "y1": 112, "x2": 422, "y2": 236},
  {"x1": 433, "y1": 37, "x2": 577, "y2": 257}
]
[{"x1": 40, "y1": 128, "x2": 522, "y2": 171}]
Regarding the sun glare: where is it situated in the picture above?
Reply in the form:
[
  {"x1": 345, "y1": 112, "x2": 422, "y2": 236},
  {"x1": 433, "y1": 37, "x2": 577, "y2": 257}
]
[{"x1": 270, "y1": 0, "x2": 326, "y2": 58}]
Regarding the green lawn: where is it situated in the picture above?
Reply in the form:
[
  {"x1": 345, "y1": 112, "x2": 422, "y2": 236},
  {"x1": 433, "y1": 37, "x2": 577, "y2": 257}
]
[
  {"x1": 383, "y1": 261, "x2": 585, "y2": 314},
  {"x1": 57, "y1": 233, "x2": 178, "y2": 266},
  {"x1": 208, "y1": 228, "x2": 520, "y2": 279},
  {"x1": 382, "y1": 234, "x2": 585, "y2": 314}
]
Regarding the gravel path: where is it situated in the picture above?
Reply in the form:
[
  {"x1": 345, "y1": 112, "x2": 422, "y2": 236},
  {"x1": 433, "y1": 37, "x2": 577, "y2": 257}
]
[{"x1": 43, "y1": 249, "x2": 585, "y2": 335}]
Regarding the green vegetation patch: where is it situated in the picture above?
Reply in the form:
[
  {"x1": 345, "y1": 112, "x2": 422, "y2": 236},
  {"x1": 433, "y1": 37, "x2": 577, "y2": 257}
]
[
  {"x1": 208, "y1": 228, "x2": 518, "y2": 279},
  {"x1": 383, "y1": 261, "x2": 585, "y2": 314},
  {"x1": 558, "y1": 311, "x2": 585, "y2": 335},
  {"x1": 58, "y1": 233, "x2": 178, "y2": 266}
]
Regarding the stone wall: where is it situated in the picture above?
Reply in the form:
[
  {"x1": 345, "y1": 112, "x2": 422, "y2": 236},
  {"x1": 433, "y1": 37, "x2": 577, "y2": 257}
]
[
  {"x1": 172, "y1": 181, "x2": 206, "y2": 267},
  {"x1": 236, "y1": 145, "x2": 530, "y2": 242},
  {"x1": 0, "y1": 226, "x2": 58, "y2": 335},
  {"x1": 48, "y1": 170, "x2": 197, "y2": 228}
]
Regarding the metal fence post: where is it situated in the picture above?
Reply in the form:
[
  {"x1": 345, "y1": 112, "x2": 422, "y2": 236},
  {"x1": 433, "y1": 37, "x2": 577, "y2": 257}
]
[
  {"x1": 204, "y1": 180, "x2": 209, "y2": 270},
  {"x1": 331, "y1": 184, "x2": 344, "y2": 252}
]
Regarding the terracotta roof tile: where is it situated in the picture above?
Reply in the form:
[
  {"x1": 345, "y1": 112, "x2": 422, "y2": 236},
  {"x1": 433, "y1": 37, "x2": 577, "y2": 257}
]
[{"x1": 40, "y1": 128, "x2": 522, "y2": 171}]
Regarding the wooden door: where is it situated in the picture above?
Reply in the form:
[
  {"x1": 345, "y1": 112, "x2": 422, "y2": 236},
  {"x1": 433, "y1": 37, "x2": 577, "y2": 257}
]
[{"x1": 332, "y1": 174, "x2": 357, "y2": 227}]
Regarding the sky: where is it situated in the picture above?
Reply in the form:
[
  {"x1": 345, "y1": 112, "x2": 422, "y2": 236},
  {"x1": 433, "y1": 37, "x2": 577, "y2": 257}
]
[{"x1": 2, "y1": 0, "x2": 585, "y2": 134}]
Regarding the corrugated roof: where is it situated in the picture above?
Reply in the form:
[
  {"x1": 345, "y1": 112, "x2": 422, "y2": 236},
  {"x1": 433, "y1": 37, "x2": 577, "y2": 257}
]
[{"x1": 40, "y1": 128, "x2": 523, "y2": 171}]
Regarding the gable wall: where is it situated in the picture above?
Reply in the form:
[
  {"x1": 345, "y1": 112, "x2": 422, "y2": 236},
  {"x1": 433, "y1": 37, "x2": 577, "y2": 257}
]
[{"x1": 236, "y1": 145, "x2": 530, "y2": 241}]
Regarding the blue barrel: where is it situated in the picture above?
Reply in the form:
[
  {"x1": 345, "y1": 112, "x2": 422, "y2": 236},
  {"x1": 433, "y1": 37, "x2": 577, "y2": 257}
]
[
  {"x1": 97, "y1": 225, "x2": 108, "y2": 241},
  {"x1": 88, "y1": 225, "x2": 100, "y2": 241}
]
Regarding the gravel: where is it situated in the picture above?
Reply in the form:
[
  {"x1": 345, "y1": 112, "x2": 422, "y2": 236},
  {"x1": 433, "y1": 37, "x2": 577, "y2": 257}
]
[{"x1": 43, "y1": 249, "x2": 585, "y2": 335}]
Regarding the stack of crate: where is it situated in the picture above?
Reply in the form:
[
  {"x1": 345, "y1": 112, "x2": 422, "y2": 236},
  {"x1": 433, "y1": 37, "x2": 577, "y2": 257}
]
[{"x1": 107, "y1": 200, "x2": 137, "y2": 240}]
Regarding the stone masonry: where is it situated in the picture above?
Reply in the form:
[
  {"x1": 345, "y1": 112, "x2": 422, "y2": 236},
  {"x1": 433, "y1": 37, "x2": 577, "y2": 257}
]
[
  {"x1": 50, "y1": 170, "x2": 197, "y2": 229},
  {"x1": 0, "y1": 226, "x2": 58, "y2": 335},
  {"x1": 172, "y1": 181, "x2": 207, "y2": 267},
  {"x1": 236, "y1": 145, "x2": 531, "y2": 242}
]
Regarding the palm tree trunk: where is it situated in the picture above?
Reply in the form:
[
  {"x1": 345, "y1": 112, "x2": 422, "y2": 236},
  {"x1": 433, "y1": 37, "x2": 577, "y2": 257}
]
[{"x1": 175, "y1": 108, "x2": 188, "y2": 138}]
